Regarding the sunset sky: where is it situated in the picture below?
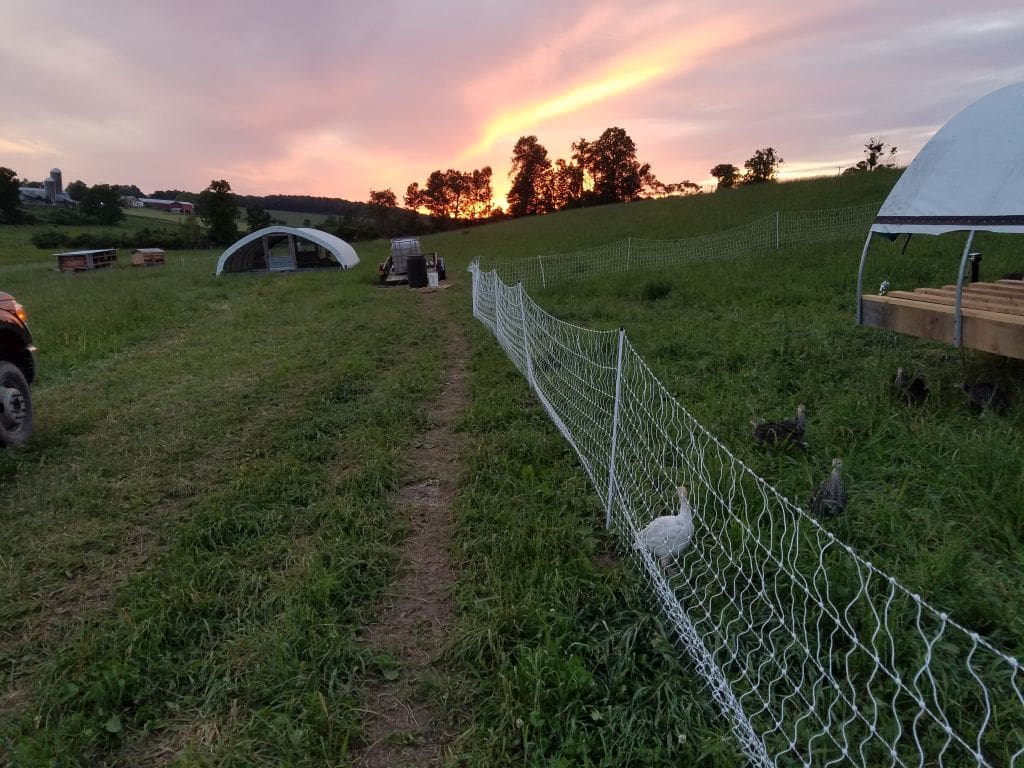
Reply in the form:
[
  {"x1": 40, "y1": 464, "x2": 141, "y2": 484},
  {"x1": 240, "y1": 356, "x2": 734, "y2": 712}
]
[{"x1": 3, "y1": 2, "x2": 1023, "y2": 207}]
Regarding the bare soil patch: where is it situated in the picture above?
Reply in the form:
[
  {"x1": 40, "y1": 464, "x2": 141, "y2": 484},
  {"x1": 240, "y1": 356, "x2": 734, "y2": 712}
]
[{"x1": 352, "y1": 296, "x2": 469, "y2": 768}]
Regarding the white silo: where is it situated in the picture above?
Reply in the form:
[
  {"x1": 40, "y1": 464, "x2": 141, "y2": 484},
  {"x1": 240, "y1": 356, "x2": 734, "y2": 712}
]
[
  {"x1": 50, "y1": 168, "x2": 63, "y2": 193},
  {"x1": 43, "y1": 177, "x2": 57, "y2": 203}
]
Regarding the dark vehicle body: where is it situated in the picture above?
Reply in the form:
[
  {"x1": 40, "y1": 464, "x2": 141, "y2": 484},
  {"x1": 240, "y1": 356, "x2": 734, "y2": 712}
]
[{"x1": 0, "y1": 290, "x2": 37, "y2": 445}]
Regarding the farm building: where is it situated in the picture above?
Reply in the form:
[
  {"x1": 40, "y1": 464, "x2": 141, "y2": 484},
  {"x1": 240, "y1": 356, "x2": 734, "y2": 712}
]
[
  {"x1": 856, "y1": 80, "x2": 1024, "y2": 359},
  {"x1": 131, "y1": 248, "x2": 165, "y2": 267},
  {"x1": 54, "y1": 248, "x2": 117, "y2": 272},
  {"x1": 138, "y1": 198, "x2": 194, "y2": 215},
  {"x1": 215, "y1": 227, "x2": 359, "y2": 276}
]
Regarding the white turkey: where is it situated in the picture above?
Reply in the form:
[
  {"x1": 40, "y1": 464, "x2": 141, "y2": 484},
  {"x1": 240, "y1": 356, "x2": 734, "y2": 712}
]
[{"x1": 635, "y1": 485, "x2": 695, "y2": 575}]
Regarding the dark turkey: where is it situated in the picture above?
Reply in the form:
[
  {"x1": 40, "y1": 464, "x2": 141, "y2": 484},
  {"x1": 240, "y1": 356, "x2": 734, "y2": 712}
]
[
  {"x1": 809, "y1": 458, "x2": 847, "y2": 517},
  {"x1": 893, "y1": 368, "x2": 929, "y2": 405},
  {"x1": 752, "y1": 404, "x2": 806, "y2": 447},
  {"x1": 960, "y1": 382, "x2": 1010, "y2": 414}
]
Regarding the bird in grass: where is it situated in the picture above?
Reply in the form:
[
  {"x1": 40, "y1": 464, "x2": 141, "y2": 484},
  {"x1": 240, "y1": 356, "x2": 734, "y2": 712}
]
[
  {"x1": 752, "y1": 404, "x2": 806, "y2": 448},
  {"x1": 809, "y1": 458, "x2": 847, "y2": 518},
  {"x1": 893, "y1": 368, "x2": 929, "y2": 405},
  {"x1": 636, "y1": 485, "x2": 695, "y2": 576},
  {"x1": 959, "y1": 381, "x2": 1010, "y2": 414}
]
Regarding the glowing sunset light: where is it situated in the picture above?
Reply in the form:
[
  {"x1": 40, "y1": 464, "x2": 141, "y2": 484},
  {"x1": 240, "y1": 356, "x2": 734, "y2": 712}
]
[
  {"x1": 467, "y1": 65, "x2": 665, "y2": 158},
  {"x1": 463, "y1": 15, "x2": 751, "y2": 162}
]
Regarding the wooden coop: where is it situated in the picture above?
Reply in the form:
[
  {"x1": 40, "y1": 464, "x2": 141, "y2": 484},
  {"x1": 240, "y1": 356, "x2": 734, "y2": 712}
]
[
  {"x1": 131, "y1": 248, "x2": 165, "y2": 267},
  {"x1": 54, "y1": 248, "x2": 117, "y2": 272},
  {"x1": 856, "y1": 81, "x2": 1024, "y2": 360}
]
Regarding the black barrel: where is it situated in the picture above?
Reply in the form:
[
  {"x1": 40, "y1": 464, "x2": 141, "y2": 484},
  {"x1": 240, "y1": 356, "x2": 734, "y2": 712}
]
[{"x1": 407, "y1": 254, "x2": 427, "y2": 288}]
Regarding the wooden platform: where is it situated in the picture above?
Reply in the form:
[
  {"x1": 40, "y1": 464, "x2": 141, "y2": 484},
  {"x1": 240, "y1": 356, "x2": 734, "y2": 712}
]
[{"x1": 861, "y1": 279, "x2": 1024, "y2": 359}]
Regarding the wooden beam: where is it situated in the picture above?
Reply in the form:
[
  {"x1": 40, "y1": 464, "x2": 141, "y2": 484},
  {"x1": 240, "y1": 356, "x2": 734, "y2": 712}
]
[
  {"x1": 861, "y1": 294, "x2": 1024, "y2": 360},
  {"x1": 890, "y1": 290, "x2": 1024, "y2": 316},
  {"x1": 914, "y1": 286, "x2": 1024, "y2": 307},
  {"x1": 942, "y1": 282, "x2": 1024, "y2": 299}
]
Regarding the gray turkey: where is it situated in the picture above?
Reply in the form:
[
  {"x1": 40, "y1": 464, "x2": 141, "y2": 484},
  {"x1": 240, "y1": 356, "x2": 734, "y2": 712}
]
[
  {"x1": 959, "y1": 381, "x2": 1010, "y2": 414},
  {"x1": 809, "y1": 458, "x2": 847, "y2": 517},
  {"x1": 893, "y1": 368, "x2": 929, "y2": 405},
  {"x1": 752, "y1": 404, "x2": 806, "y2": 447}
]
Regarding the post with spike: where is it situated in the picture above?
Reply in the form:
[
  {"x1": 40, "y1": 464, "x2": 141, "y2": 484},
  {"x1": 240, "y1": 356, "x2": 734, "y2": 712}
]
[
  {"x1": 537, "y1": 255, "x2": 546, "y2": 289},
  {"x1": 775, "y1": 211, "x2": 780, "y2": 250},
  {"x1": 518, "y1": 283, "x2": 535, "y2": 388},
  {"x1": 605, "y1": 327, "x2": 627, "y2": 529},
  {"x1": 954, "y1": 231, "x2": 976, "y2": 347},
  {"x1": 626, "y1": 237, "x2": 632, "y2": 269}
]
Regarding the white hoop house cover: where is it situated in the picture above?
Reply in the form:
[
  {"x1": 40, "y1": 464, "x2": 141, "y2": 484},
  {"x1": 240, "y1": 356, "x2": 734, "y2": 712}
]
[
  {"x1": 871, "y1": 81, "x2": 1024, "y2": 236},
  {"x1": 215, "y1": 226, "x2": 359, "y2": 275}
]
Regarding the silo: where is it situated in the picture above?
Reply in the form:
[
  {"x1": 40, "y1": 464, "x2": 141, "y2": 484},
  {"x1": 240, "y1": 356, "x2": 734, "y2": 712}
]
[
  {"x1": 50, "y1": 168, "x2": 63, "y2": 193},
  {"x1": 43, "y1": 177, "x2": 56, "y2": 203}
]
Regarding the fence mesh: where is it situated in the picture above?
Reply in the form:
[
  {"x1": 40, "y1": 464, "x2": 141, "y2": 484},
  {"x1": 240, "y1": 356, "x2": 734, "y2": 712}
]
[{"x1": 467, "y1": 209, "x2": 1023, "y2": 766}]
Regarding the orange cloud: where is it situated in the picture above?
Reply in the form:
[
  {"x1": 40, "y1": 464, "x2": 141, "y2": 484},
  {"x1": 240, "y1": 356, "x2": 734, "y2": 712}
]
[
  {"x1": 461, "y1": 14, "x2": 752, "y2": 161},
  {"x1": 0, "y1": 136, "x2": 56, "y2": 156}
]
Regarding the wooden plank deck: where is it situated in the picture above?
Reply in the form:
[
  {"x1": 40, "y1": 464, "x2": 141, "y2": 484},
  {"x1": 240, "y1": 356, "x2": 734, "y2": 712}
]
[{"x1": 861, "y1": 279, "x2": 1024, "y2": 359}]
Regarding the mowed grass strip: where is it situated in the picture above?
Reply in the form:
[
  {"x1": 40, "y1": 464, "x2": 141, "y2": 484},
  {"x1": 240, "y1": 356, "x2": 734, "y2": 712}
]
[
  {"x1": 1, "y1": 243, "x2": 444, "y2": 764},
  {"x1": 442, "y1": 319, "x2": 743, "y2": 766}
]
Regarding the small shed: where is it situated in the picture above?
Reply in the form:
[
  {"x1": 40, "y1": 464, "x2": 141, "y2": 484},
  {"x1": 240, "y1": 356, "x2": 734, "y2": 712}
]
[
  {"x1": 131, "y1": 248, "x2": 165, "y2": 267},
  {"x1": 55, "y1": 248, "x2": 117, "y2": 272},
  {"x1": 215, "y1": 227, "x2": 359, "y2": 276},
  {"x1": 856, "y1": 81, "x2": 1024, "y2": 359}
]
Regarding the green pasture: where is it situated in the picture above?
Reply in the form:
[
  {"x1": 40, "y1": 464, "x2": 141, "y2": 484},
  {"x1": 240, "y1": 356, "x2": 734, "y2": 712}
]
[{"x1": 1, "y1": 170, "x2": 1020, "y2": 764}]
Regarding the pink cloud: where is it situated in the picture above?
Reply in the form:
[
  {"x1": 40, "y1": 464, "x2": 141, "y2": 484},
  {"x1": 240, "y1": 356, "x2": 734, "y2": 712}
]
[{"x1": 3, "y1": 1, "x2": 1022, "y2": 204}]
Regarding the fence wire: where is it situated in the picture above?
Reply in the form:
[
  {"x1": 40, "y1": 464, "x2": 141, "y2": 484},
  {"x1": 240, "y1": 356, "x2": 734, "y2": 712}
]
[{"x1": 468, "y1": 208, "x2": 1023, "y2": 766}]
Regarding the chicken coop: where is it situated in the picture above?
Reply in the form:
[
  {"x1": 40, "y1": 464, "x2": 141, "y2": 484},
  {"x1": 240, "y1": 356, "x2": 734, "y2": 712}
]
[
  {"x1": 130, "y1": 248, "x2": 165, "y2": 267},
  {"x1": 855, "y1": 81, "x2": 1024, "y2": 360},
  {"x1": 54, "y1": 248, "x2": 117, "y2": 272}
]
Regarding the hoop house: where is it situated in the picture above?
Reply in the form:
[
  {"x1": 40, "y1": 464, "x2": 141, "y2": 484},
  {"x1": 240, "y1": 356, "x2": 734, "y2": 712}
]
[{"x1": 856, "y1": 81, "x2": 1024, "y2": 358}]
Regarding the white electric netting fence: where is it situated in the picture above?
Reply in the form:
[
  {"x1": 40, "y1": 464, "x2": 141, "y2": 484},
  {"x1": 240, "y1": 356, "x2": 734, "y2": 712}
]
[
  {"x1": 469, "y1": 255, "x2": 1023, "y2": 767},
  {"x1": 479, "y1": 202, "x2": 880, "y2": 292}
]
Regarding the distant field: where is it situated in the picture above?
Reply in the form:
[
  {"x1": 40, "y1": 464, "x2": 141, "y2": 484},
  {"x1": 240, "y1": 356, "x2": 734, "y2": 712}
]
[
  {"x1": 265, "y1": 209, "x2": 331, "y2": 227},
  {"x1": 124, "y1": 207, "x2": 189, "y2": 224},
  {"x1": 3, "y1": 172, "x2": 1020, "y2": 764}
]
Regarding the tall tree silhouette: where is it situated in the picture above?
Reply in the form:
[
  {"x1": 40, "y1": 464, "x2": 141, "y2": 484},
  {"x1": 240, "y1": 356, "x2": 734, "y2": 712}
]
[
  {"x1": 198, "y1": 179, "x2": 239, "y2": 244},
  {"x1": 742, "y1": 147, "x2": 784, "y2": 184},
  {"x1": 507, "y1": 136, "x2": 553, "y2": 217}
]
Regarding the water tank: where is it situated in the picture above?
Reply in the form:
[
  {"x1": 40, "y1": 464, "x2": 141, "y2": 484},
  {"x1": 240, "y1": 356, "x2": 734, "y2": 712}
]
[
  {"x1": 43, "y1": 177, "x2": 56, "y2": 203},
  {"x1": 49, "y1": 168, "x2": 63, "y2": 194},
  {"x1": 406, "y1": 253, "x2": 428, "y2": 288}
]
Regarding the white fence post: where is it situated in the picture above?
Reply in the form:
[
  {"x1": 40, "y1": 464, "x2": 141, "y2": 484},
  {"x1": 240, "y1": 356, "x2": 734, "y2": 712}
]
[
  {"x1": 775, "y1": 211, "x2": 780, "y2": 250},
  {"x1": 604, "y1": 327, "x2": 626, "y2": 530},
  {"x1": 626, "y1": 237, "x2": 632, "y2": 269},
  {"x1": 537, "y1": 255, "x2": 546, "y2": 289},
  {"x1": 518, "y1": 283, "x2": 535, "y2": 385}
]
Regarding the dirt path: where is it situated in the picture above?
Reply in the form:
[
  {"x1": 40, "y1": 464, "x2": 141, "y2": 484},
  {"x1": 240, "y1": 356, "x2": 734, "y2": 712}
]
[{"x1": 352, "y1": 293, "x2": 468, "y2": 768}]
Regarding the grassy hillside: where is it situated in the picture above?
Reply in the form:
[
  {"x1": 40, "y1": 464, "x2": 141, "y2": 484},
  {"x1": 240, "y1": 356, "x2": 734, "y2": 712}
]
[{"x1": 1, "y1": 171, "x2": 1019, "y2": 764}]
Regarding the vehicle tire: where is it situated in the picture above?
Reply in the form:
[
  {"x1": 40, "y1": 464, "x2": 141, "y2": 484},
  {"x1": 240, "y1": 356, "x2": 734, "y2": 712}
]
[{"x1": 0, "y1": 361, "x2": 33, "y2": 447}]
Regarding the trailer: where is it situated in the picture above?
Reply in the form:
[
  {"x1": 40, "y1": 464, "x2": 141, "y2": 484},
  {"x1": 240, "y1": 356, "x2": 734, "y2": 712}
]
[{"x1": 378, "y1": 236, "x2": 446, "y2": 287}]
